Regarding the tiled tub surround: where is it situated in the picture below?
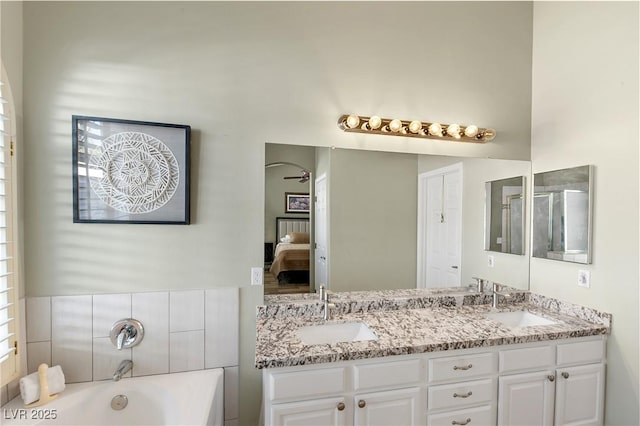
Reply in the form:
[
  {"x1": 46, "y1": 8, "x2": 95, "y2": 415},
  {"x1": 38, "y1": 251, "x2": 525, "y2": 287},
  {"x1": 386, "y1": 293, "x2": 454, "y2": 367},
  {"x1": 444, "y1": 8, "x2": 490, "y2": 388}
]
[
  {"x1": 17, "y1": 288, "x2": 239, "y2": 426},
  {"x1": 255, "y1": 290, "x2": 610, "y2": 369}
]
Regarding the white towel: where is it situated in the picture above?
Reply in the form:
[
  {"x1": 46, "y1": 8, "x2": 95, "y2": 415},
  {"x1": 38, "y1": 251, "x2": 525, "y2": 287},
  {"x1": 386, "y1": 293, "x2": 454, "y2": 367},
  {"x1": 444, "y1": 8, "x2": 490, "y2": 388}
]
[{"x1": 19, "y1": 365, "x2": 66, "y2": 405}]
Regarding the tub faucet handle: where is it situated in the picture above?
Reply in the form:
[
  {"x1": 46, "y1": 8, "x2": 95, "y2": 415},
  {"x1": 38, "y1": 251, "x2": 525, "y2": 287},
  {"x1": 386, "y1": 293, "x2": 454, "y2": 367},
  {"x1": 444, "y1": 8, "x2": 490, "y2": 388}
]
[{"x1": 110, "y1": 319, "x2": 144, "y2": 350}]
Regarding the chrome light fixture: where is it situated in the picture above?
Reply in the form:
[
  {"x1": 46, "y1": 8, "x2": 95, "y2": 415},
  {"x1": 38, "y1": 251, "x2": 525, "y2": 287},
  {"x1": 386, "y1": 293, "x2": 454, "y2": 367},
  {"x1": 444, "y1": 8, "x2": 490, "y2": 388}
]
[{"x1": 338, "y1": 114, "x2": 496, "y2": 143}]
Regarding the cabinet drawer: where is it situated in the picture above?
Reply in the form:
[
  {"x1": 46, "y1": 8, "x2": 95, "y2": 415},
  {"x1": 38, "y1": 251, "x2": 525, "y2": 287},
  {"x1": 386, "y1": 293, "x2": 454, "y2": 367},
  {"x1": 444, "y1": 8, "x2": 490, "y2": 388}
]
[
  {"x1": 428, "y1": 378, "x2": 495, "y2": 412},
  {"x1": 428, "y1": 352, "x2": 496, "y2": 383},
  {"x1": 427, "y1": 404, "x2": 494, "y2": 426},
  {"x1": 353, "y1": 359, "x2": 422, "y2": 391},
  {"x1": 557, "y1": 339, "x2": 604, "y2": 366},
  {"x1": 500, "y1": 345, "x2": 554, "y2": 373},
  {"x1": 267, "y1": 367, "x2": 346, "y2": 402}
]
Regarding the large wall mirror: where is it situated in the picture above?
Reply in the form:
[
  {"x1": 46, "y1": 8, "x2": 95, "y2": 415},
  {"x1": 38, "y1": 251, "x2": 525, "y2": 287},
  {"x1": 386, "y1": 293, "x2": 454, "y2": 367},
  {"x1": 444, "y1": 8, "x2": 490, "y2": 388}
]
[
  {"x1": 264, "y1": 143, "x2": 531, "y2": 297},
  {"x1": 532, "y1": 165, "x2": 593, "y2": 264},
  {"x1": 485, "y1": 176, "x2": 526, "y2": 255}
]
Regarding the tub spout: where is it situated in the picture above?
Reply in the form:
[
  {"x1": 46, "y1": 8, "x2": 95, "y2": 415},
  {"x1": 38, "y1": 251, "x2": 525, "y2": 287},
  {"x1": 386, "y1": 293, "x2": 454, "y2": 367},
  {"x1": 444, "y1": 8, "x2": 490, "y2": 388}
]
[{"x1": 113, "y1": 360, "x2": 133, "y2": 381}]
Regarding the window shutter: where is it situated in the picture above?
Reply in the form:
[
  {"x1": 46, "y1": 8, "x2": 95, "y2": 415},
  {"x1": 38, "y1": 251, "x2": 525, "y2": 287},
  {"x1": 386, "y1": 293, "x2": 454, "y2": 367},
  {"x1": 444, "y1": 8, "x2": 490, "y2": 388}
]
[{"x1": 0, "y1": 72, "x2": 19, "y2": 384}]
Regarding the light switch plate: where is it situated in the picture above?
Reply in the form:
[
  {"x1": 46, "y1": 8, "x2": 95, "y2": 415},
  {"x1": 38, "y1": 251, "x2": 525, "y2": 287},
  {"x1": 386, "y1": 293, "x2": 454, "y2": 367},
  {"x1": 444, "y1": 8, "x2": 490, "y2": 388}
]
[
  {"x1": 251, "y1": 267, "x2": 263, "y2": 286},
  {"x1": 488, "y1": 255, "x2": 495, "y2": 268},
  {"x1": 578, "y1": 270, "x2": 590, "y2": 288}
]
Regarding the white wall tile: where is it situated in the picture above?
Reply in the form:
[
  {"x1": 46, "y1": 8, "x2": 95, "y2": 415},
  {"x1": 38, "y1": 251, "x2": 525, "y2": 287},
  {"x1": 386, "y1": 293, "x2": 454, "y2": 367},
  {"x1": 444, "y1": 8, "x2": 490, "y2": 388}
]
[
  {"x1": 169, "y1": 290, "x2": 204, "y2": 332},
  {"x1": 169, "y1": 330, "x2": 204, "y2": 373},
  {"x1": 26, "y1": 297, "x2": 51, "y2": 342},
  {"x1": 131, "y1": 292, "x2": 169, "y2": 376},
  {"x1": 224, "y1": 366, "x2": 239, "y2": 421},
  {"x1": 93, "y1": 294, "x2": 131, "y2": 338},
  {"x1": 93, "y1": 337, "x2": 132, "y2": 381},
  {"x1": 27, "y1": 341, "x2": 51, "y2": 374},
  {"x1": 205, "y1": 288, "x2": 239, "y2": 368},
  {"x1": 51, "y1": 296, "x2": 93, "y2": 383}
]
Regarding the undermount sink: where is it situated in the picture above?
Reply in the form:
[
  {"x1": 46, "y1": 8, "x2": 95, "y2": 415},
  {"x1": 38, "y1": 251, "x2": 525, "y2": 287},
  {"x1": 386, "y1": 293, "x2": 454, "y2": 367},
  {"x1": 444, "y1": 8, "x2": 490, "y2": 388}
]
[
  {"x1": 485, "y1": 311, "x2": 558, "y2": 327},
  {"x1": 296, "y1": 322, "x2": 378, "y2": 345}
]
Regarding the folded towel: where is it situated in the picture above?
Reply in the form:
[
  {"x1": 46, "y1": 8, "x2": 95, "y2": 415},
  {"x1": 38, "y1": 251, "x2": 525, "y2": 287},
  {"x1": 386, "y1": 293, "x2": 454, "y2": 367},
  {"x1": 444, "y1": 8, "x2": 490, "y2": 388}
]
[{"x1": 19, "y1": 365, "x2": 66, "y2": 405}]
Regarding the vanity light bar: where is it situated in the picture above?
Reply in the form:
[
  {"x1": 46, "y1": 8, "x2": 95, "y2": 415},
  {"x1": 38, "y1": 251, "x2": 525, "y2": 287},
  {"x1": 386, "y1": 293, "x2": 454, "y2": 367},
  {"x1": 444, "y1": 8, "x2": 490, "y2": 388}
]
[{"x1": 337, "y1": 114, "x2": 496, "y2": 143}]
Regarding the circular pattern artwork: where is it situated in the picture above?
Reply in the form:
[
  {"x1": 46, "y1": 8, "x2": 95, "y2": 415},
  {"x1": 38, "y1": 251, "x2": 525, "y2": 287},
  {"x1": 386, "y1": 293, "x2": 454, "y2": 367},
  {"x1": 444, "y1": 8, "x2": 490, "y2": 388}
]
[{"x1": 88, "y1": 132, "x2": 180, "y2": 214}]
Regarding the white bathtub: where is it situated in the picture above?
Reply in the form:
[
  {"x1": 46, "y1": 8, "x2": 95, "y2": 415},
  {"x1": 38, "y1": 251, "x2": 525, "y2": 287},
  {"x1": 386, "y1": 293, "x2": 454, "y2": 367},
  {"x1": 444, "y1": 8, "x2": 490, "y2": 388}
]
[{"x1": 2, "y1": 369, "x2": 224, "y2": 426}]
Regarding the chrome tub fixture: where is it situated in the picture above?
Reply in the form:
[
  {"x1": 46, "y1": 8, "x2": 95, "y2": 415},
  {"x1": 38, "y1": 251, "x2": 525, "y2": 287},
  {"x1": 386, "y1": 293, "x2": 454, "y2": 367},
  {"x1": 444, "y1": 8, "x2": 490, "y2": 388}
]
[{"x1": 338, "y1": 114, "x2": 496, "y2": 143}]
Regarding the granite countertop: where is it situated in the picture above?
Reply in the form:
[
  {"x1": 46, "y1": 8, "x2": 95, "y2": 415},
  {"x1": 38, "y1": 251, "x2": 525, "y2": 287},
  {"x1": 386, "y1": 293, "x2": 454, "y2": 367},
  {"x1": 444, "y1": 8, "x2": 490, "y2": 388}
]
[{"x1": 255, "y1": 292, "x2": 611, "y2": 369}]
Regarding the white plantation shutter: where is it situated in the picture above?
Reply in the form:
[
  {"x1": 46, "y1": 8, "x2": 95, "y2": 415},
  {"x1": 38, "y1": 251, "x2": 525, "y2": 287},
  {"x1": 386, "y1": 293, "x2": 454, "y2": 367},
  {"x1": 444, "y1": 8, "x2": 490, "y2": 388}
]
[{"x1": 0, "y1": 68, "x2": 19, "y2": 385}]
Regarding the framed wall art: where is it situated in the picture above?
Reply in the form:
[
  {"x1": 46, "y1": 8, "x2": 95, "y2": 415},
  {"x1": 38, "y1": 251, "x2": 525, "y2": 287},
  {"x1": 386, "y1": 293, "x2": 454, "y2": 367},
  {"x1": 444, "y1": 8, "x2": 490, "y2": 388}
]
[
  {"x1": 72, "y1": 115, "x2": 190, "y2": 224},
  {"x1": 285, "y1": 192, "x2": 310, "y2": 214}
]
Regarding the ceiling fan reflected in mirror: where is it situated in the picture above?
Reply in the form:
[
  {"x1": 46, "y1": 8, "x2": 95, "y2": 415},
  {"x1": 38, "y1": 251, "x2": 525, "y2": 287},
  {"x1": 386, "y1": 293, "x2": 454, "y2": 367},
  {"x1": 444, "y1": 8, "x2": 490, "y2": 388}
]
[
  {"x1": 265, "y1": 162, "x2": 311, "y2": 183},
  {"x1": 283, "y1": 170, "x2": 310, "y2": 183}
]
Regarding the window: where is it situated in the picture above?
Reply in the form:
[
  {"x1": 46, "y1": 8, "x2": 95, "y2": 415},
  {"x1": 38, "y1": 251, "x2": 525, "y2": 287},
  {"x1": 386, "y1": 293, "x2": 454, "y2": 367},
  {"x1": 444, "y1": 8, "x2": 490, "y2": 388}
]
[{"x1": 0, "y1": 63, "x2": 19, "y2": 385}]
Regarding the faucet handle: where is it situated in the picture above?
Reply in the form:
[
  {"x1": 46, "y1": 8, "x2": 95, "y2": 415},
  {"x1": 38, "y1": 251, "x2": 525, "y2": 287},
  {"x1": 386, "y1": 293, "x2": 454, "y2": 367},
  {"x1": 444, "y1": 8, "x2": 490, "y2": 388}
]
[{"x1": 110, "y1": 319, "x2": 144, "y2": 350}]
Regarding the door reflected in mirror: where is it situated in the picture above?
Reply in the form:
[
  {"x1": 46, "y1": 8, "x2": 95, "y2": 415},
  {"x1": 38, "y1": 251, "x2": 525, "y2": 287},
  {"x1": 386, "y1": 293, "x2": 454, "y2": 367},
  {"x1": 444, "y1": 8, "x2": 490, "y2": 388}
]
[
  {"x1": 484, "y1": 176, "x2": 526, "y2": 255},
  {"x1": 532, "y1": 165, "x2": 593, "y2": 264}
]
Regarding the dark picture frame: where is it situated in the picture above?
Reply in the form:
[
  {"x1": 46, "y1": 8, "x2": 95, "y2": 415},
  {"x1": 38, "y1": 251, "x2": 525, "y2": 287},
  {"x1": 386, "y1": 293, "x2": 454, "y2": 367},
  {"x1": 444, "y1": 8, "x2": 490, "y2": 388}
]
[
  {"x1": 72, "y1": 115, "x2": 190, "y2": 224},
  {"x1": 285, "y1": 192, "x2": 310, "y2": 214}
]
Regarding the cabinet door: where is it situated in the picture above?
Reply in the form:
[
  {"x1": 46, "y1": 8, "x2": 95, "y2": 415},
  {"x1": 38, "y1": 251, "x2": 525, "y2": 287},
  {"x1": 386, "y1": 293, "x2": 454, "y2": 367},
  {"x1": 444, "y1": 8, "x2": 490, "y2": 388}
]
[
  {"x1": 555, "y1": 363, "x2": 604, "y2": 426},
  {"x1": 498, "y1": 370, "x2": 555, "y2": 426},
  {"x1": 353, "y1": 387, "x2": 423, "y2": 426},
  {"x1": 271, "y1": 397, "x2": 348, "y2": 426}
]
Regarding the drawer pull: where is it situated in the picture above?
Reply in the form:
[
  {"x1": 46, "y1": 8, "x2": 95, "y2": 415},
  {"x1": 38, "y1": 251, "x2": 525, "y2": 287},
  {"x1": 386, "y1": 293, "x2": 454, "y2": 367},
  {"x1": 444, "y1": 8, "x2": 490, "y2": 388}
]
[
  {"x1": 451, "y1": 418, "x2": 472, "y2": 425},
  {"x1": 453, "y1": 364, "x2": 473, "y2": 371},
  {"x1": 358, "y1": 400, "x2": 366, "y2": 408},
  {"x1": 547, "y1": 375, "x2": 555, "y2": 382},
  {"x1": 562, "y1": 372, "x2": 570, "y2": 379},
  {"x1": 337, "y1": 402, "x2": 345, "y2": 411},
  {"x1": 453, "y1": 391, "x2": 473, "y2": 398}
]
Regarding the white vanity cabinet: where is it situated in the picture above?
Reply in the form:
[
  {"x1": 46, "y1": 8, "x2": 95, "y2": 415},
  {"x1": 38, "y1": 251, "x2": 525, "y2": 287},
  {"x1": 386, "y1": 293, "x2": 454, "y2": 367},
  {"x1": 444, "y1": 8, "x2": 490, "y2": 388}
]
[
  {"x1": 262, "y1": 335, "x2": 606, "y2": 426},
  {"x1": 497, "y1": 337, "x2": 606, "y2": 426}
]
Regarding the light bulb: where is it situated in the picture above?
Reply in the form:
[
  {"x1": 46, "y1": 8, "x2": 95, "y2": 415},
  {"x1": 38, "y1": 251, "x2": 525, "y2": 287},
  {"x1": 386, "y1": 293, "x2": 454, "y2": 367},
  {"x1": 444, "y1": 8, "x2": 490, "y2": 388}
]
[
  {"x1": 408, "y1": 120, "x2": 422, "y2": 134},
  {"x1": 446, "y1": 123, "x2": 461, "y2": 138},
  {"x1": 368, "y1": 116, "x2": 382, "y2": 130},
  {"x1": 389, "y1": 119, "x2": 403, "y2": 132},
  {"x1": 482, "y1": 129, "x2": 496, "y2": 141},
  {"x1": 464, "y1": 125, "x2": 479, "y2": 138},
  {"x1": 428, "y1": 123, "x2": 442, "y2": 136},
  {"x1": 345, "y1": 115, "x2": 360, "y2": 129}
]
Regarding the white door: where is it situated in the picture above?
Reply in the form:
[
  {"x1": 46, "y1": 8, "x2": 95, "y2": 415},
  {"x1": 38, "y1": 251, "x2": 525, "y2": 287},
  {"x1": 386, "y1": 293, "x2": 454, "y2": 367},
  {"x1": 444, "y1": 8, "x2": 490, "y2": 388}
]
[
  {"x1": 417, "y1": 164, "x2": 463, "y2": 288},
  {"x1": 498, "y1": 371, "x2": 555, "y2": 426},
  {"x1": 314, "y1": 175, "x2": 328, "y2": 289},
  {"x1": 554, "y1": 364, "x2": 604, "y2": 426},
  {"x1": 353, "y1": 387, "x2": 423, "y2": 426},
  {"x1": 271, "y1": 397, "x2": 348, "y2": 426}
]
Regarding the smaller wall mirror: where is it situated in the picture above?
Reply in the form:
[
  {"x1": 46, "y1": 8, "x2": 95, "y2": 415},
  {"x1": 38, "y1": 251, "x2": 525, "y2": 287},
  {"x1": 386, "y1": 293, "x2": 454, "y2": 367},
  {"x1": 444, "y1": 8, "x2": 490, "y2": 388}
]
[
  {"x1": 532, "y1": 165, "x2": 593, "y2": 264},
  {"x1": 485, "y1": 176, "x2": 526, "y2": 255}
]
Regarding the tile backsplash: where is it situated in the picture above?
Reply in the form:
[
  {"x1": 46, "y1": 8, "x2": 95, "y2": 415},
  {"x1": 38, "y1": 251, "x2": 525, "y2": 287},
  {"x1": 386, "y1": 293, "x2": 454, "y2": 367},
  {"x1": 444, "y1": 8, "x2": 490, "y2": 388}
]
[{"x1": 18, "y1": 288, "x2": 239, "y2": 424}]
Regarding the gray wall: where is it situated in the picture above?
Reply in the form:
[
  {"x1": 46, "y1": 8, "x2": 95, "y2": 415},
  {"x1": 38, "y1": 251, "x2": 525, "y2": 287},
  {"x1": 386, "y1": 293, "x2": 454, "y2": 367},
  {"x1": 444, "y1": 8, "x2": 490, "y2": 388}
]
[
  {"x1": 19, "y1": 2, "x2": 534, "y2": 425},
  {"x1": 329, "y1": 149, "x2": 418, "y2": 292},
  {"x1": 530, "y1": 2, "x2": 639, "y2": 424}
]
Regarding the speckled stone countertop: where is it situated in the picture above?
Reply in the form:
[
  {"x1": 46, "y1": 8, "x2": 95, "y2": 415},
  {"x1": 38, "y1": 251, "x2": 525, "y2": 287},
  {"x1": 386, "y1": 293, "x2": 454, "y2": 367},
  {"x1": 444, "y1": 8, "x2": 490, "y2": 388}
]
[{"x1": 255, "y1": 290, "x2": 611, "y2": 369}]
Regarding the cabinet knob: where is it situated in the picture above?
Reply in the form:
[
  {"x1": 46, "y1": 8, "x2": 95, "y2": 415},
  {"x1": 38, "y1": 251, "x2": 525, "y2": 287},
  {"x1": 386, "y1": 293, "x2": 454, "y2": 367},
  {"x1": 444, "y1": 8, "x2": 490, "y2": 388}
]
[
  {"x1": 547, "y1": 375, "x2": 555, "y2": 382},
  {"x1": 451, "y1": 418, "x2": 472, "y2": 425},
  {"x1": 358, "y1": 400, "x2": 366, "y2": 408},
  {"x1": 562, "y1": 372, "x2": 570, "y2": 379},
  {"x1": 453, "y1": 364, "x2": 473, "y2": 371},
  {"x1": 336, "y1": 402, "x2": 345, "y2": 411}
]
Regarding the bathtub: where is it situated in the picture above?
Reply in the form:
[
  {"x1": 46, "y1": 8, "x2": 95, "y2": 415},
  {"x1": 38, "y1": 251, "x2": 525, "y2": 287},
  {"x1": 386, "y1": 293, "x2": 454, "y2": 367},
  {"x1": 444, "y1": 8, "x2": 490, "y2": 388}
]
[{"x1": 2, "y1": 368, "x2": 224, "y2": 426}]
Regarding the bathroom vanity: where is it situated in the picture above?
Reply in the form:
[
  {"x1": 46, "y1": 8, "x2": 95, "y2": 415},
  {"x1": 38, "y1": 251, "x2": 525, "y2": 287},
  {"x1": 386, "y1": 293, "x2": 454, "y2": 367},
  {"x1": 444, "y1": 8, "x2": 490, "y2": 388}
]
[{"x1": 256, "y1": 289, "x2": 610, "y2": 426}]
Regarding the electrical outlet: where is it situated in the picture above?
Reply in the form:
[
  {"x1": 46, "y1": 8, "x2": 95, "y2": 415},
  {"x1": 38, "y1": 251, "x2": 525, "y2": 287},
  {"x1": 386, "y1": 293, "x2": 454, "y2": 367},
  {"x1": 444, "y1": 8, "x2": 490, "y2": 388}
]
[
  {"x1": 251, "y1": 267, "x2": 263, "y2": 286},
  {"x1": 488, "y1": 255, "x2": 495, "y2": 268},
  {"x1": 578, "y1": 270, "x2": 590, "y2": 288}
]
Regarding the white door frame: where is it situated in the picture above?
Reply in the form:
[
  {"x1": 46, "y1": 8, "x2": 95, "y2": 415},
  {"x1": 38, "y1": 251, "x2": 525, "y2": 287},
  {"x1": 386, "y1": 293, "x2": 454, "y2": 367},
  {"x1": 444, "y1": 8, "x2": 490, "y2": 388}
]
[
  {"x1": 314, "y1": 174, "x2": 329, "y2": 289},
  {"x1": 417, "y1": 162, "x2": 463, "y2": 288}
]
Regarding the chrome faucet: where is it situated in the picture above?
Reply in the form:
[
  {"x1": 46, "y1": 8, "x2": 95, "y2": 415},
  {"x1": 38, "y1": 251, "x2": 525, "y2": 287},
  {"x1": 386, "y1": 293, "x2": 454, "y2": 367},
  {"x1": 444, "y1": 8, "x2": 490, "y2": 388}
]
[
  {"x1": 322, "y1": 290, "x2": 335, "y2": 321},
  {"x1": 116, "y1": 325, "x2": 136, "y2": 350},
  {"x1": 113, "y1": 359, "x2": 133, "y2": 381},
  {"x1": 471, "y1": 277, "x2": 488, "y2": 293},
  {"x1": 492, "y1": 282, "x2": 512, "y2": 308}
]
